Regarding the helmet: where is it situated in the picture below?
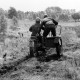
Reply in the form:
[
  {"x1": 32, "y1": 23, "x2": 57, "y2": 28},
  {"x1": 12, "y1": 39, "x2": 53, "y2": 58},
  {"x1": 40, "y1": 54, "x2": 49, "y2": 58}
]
[
  {"x1": 36, "y1": 17, "x2": 40, "y2": 23},
  {"x1": 44, "y1": 14, "x2": 48, "y2": 18}
]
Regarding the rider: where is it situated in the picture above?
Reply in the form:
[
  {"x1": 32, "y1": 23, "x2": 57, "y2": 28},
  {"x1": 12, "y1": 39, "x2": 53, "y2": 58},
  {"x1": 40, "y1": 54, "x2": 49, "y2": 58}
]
[
  {"x1": 29, "y1": 17, "x2": 45, "y2": 57},
  {"x1": 29, "y1": 17, "x2": 41, "y2": 37},
  {"x1": 41, "y1": 14, "x2": 58, "y2": 38}
]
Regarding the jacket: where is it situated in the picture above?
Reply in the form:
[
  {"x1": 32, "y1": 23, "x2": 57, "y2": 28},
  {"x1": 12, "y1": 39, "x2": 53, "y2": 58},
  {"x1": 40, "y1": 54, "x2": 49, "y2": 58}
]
[
  {"x1": 29, "y1": 23, "x2": 41, "y2": 36},
  {"x1": 41, "y1": 17, "x2": 58, "y2": 29}
]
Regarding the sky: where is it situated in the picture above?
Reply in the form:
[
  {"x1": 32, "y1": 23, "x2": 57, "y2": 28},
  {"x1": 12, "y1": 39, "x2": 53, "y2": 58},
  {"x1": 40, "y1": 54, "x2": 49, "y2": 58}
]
[{"x1": 0, "y1": 0, "x2": 80, "y2": 12}]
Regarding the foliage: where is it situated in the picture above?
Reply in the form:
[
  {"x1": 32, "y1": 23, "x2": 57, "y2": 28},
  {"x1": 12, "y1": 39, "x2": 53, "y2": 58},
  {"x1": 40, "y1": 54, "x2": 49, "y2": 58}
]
[
  {"x1": 51, "y1": 14, "x2": 56, "y2": 19},
  {"x1": 0, "y1": 8, "x2": 5, "y2": 16},
  {"x1": 0, "y1": 8, "x2": 8, "y2": 18},
  {"x1": 0, "y1": 15, "x2": 7, "y2": 34},
  {"x1": 17, "y1": 10, "x2": 25, "y2": 20},
  {"x1": 8, "y1": 7, "x2": 17, "y2": 19},
  {"x1": 12, "y1": 16, "x2": 18, "y2": 26},
  {"x1": 7, "y1": 6, "x2": 77, "y2": 21},
  {"x1": 36, "y1": 11, "x2": 45, "y2": 19},
  {"x1": 10, "y1": 16, "x2": 19, "y2": 31},
  {"x1": 74, "y1": 26, "x2": 80, "y2": 37},
  {"x1": 0, "y1": 6, "x2": 75, "y2": 21},
  {"x1": 45, "y1": 7, "x2": 62, "y2": 19},
  {"x1": 59, "y1": 14, "x2": 69, "y2": 21},
  {"x1": 26, "y1": 12, "x2": 37, "y2": 20},
  {"x1": 71, "y1": 13, "x2": 80, "y2": 21}
]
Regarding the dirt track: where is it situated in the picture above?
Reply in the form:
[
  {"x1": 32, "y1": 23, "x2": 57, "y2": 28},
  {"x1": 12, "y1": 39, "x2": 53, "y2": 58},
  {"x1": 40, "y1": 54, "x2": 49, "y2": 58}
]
[{"x1": 0, "y1": 52, "x2": 80, "y2": 80}]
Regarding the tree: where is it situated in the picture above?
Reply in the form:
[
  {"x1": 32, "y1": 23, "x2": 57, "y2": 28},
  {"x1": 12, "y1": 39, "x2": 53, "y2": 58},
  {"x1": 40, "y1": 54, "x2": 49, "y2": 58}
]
[
  {"x1": 0, "y1": 8, "x2": 5, "y2": 16},
  {"x1": 71, "y1": 13, "x2": 80, "y2": 21},
  {"x1": 12, "y1": 16, "x2": 18, "y2": 26},
  {"x1": 17, "y1": 11, "x2": 25, "y2": 20},
  {"x1": 10, "y1": 16, "x2": 19, "y2": 31},
  {"x1": 59, "y1": 14, "x2": 69, "y2": 21},
  {"x1": 25, "y1": 11, "x2": 29, "y2": 19},
  {"x1": 32, "y1": 13, "x2": 36, "y2": 20},
  {"x1": 0, "y1": 8, "x2": 8, "y2": 18},
  {"x1": 8, "y1": 7, "x2": 17, "y2": 19},
  {"x1": 36, "y1": 11, "x2": 45, "y2": 19},
  {"x1": 45, "y1": 7, "x2": 62, "y2": 19},
  {"x1": 0, "y1": 15, "x2": 7, "y2": 34},
  {"x1": 51, "y1": 14, "x2": 56, "y2": 19},
  {"x1": 54, "y1": 7, "x2": 62, "y2": 13}
]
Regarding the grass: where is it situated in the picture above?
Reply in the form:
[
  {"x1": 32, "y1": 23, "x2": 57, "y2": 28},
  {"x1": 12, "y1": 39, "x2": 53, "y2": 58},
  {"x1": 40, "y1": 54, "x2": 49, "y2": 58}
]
[{"x1": 1, "y1": 20, "x2": 80, "y2": 80}]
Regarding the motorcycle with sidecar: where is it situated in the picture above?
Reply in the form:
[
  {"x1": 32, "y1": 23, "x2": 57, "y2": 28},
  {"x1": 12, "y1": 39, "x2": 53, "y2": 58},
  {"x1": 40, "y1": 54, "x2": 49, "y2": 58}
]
[{"x1": 29, "y1": 25, "x2": 63, "y2": 58}]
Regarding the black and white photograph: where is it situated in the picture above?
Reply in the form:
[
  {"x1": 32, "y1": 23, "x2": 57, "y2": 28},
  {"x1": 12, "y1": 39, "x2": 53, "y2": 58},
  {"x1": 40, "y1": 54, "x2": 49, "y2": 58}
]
[{"x1": 0, "y1": 0, "x2": 80, "y2": 80}]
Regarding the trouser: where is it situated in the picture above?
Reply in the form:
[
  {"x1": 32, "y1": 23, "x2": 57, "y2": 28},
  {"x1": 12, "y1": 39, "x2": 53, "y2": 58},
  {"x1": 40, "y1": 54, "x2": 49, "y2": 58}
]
[
  {"x1": 43, "y1": 24, "x2": 56, "y2": 37},
  {"x1": 42, "y1": 24, "x2": 56, "y2": 46}
]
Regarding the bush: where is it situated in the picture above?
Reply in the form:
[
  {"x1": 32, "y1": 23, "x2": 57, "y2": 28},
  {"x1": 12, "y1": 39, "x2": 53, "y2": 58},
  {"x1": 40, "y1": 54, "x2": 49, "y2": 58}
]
[
  {"x1": 71, "y1": 13, "x2": 80, "y2": 21},
  {"x1": 74, "y1": 26, "x2": 80, "y2": 38},
  {"x1": 8, "y1": 7, "x2": 17, "y2": 19},
  {"x1": 0, "y1": 15, "x2": 7, "y2": 34},
  {"x1": 10, "y1": 16, "x2": 19, "y2": 31},
  {"x1": 12, "y1": 16, "x2": 18, "y2": 26},
  {"x1": 59, "y1": 14, "x2": 69, "y2": 21}
]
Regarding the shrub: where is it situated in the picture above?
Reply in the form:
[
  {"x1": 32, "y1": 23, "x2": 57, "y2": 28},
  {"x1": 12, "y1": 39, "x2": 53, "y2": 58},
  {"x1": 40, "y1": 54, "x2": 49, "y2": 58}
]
[
  {"x1": 10, "y1": 16, "x2": 19, "y2": 31},
  {"x1": 59, "y1": 14, "x2": 69, "y2": 21},
  {"x1": 12, "y1": 16, "x2": 18, "y2": 26},
  {"x1": 74, "y1": 26, "x2": 80, "y2": 38},
  {"x1": 0, "y1": 15, "x2": 7, "y2": 34},
  {"x1": 8, "y1": 7, "x2": 17, "y2": 19},
  {"x1": 71, "y1": 13, "x2": 80, "y2": 22}
]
